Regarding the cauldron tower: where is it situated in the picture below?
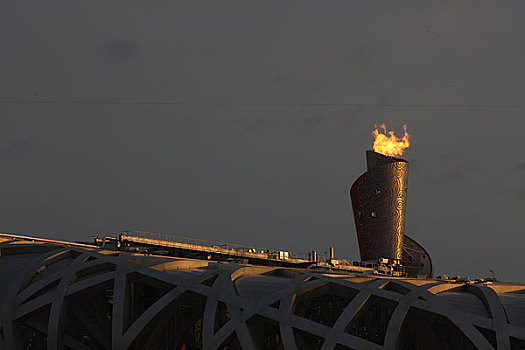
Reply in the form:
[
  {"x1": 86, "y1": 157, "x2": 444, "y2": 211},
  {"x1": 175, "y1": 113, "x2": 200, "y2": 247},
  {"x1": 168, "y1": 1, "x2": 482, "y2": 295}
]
[{"x1": 350, "y1": 150, "x2": 409, "y2": 263}]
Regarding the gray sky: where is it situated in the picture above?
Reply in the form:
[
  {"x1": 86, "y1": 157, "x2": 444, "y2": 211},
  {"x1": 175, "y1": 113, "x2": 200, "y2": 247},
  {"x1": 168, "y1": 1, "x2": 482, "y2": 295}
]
[{"x1": 2, "y1": 0, "x2": 525, "y2": 282}]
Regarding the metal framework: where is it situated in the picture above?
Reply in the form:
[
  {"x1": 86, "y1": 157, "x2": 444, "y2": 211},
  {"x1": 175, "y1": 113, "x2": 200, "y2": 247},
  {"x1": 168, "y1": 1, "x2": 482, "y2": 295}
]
[{"x1": 1, "y1": 237, "x2": 525, "y2": 349}]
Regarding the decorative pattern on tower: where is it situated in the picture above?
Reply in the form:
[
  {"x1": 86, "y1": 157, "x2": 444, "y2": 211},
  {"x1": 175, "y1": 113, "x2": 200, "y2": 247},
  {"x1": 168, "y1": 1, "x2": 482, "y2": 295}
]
[{"x1": 350, "y1": 150, "x2": 409, "y2": 261}]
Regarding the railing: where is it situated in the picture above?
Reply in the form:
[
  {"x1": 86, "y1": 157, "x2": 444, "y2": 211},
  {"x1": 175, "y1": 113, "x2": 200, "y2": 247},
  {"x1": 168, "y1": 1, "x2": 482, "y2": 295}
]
[{"x1": 121, "y1": 230, "x2": 309, "y2": 260}]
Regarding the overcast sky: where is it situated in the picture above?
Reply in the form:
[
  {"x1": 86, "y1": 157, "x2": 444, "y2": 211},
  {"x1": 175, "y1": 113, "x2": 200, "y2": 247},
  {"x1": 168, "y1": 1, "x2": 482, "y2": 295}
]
[{"x1": 2, "y1": 0, "x2": 525, "y2": 282}]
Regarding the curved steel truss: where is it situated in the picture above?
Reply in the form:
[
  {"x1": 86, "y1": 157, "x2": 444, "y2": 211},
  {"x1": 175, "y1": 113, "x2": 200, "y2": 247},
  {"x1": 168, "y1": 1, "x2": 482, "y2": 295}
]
[{"x1": 0, "y1": 239, "x2": 524, "y2": 349}]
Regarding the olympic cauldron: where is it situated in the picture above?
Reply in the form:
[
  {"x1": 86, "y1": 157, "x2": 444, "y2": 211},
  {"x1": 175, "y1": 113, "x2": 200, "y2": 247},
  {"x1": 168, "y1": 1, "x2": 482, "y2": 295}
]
[{"x1": 350, "y1": 150, "x2": 409, "y2": 263}]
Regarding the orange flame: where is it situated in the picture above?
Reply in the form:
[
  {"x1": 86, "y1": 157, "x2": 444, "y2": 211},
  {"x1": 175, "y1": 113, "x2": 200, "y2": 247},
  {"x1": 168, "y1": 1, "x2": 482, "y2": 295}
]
[{"x1": 372, "y1": 124, "x2": 410, "y2": 157}]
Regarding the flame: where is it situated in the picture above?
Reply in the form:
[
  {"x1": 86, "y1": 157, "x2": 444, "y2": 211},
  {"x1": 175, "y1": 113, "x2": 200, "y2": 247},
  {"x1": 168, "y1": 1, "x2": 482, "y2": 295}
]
[{"x1": 372, "y1": 124, "x2": 410, "y2": 157}]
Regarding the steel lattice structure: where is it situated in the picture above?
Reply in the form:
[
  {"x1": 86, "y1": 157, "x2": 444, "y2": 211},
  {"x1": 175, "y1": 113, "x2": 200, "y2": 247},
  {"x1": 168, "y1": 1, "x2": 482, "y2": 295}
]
[{"x1": 0, "y1": 238, "x2": 525, "y2": 350}]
